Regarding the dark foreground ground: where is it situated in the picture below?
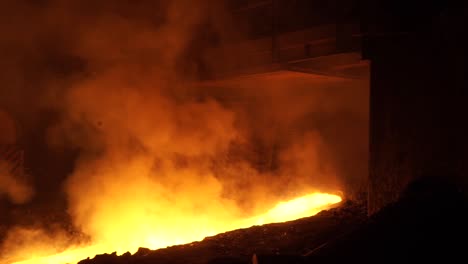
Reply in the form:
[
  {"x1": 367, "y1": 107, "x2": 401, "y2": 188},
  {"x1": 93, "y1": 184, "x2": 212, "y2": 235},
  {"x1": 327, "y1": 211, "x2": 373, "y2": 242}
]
[{"x1": 79, "y1": 176, "x2": 468, "y2": 264}]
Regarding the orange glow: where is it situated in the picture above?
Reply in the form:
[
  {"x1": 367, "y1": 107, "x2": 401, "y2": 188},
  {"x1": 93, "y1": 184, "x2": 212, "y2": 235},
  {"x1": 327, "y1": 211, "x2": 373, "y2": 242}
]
[
  {"x1": 8, "y1": 192, "x2": 341, "y2": 264},
  {"x1": 247, "y1": 193, "x2": 342, "y2": 225}
]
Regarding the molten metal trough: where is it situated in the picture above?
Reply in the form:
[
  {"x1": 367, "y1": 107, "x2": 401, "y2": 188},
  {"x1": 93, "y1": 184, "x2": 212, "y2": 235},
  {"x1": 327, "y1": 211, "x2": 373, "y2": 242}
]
[{"x1": 9, "y1": 193, "x2": 343, "y2": 264}]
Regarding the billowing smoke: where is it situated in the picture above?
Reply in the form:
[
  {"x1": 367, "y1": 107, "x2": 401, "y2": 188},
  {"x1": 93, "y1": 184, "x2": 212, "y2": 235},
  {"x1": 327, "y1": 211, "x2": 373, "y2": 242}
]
[
  {"x1": 0, "y1": 0, "x2": 367, "y2": 262},
  {"x1": 0, "y1": 161, "x2": 33, "y2": 204}
]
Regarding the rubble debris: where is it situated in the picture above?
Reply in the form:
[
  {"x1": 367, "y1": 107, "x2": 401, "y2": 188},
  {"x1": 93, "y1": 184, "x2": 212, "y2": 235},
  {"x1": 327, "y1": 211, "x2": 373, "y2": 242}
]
[{"x1": 305, "y1": 177, "x2": 468, "y2": 263}]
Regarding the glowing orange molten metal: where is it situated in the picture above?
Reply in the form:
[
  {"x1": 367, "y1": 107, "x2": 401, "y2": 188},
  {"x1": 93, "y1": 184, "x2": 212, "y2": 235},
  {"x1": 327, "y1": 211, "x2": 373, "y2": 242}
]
[{"x1": 9, "y1": 192, "x2": 341, "y2": 264}]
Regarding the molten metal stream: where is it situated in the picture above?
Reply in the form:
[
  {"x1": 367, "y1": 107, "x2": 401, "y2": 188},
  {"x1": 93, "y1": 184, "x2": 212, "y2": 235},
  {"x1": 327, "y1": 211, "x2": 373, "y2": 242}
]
[{"x1": 9, "y1": 192, "x2": 341, "y2": 264}]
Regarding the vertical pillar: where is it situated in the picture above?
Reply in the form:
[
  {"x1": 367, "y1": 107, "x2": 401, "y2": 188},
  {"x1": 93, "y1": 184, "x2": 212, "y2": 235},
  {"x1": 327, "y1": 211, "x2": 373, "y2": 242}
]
[{"x1": 366, "y1": 2, "x2": 468, "y2": 214}]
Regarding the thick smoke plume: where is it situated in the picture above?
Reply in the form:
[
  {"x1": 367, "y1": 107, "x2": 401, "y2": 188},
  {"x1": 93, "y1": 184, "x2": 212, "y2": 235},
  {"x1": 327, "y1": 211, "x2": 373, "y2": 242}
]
[
  {"x1": 0, "y1": 161, "x2": 33, "y2": 204},
  {"x1": 0, "y1": 0, "x2": 367, "y2": 262}
]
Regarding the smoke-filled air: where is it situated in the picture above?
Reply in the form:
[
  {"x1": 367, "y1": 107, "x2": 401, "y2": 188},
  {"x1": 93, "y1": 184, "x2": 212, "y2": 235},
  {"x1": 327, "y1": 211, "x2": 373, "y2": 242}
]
[{"x1": 0, "y1": 1, "x2": 367, "y2": 263}]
